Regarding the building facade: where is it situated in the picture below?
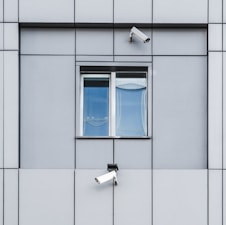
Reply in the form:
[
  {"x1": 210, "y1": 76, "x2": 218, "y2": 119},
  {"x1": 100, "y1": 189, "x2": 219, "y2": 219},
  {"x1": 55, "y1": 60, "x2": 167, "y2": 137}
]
[{"x1": 0, "y1": 0, "x2": 224, "y2": 225}]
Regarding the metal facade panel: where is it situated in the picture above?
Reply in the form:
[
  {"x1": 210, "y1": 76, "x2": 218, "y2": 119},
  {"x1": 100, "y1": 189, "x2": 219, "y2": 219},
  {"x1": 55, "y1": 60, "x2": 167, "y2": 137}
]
[
  {"x1": 19, "y1": 0, "x2": 74, "y2": 22},
  {"x1": 4, "y1": 169, "x2": 18, "y2": 225},
  {"x1": 0, "y1": 170, "x2": 2, "y2": 225},
  {"x1": 114, "y1": 0, "x2": 152, "y2": 23},
  {"x1": 75, "y1": 0, "x2": 113, "y2": 23},
  {"x1": 209, "y1": 0, "x2": 222, "y2": 23},
  {"x1": 153, "y1": 0, "x2": 208, "y2": 23},
  {"x1": 76, "y1": 55, "x2": 114, "y2": 62},
  {"x1": 3, "y1": 23, "x2": 18, "y2": 50},
  {"x1": 114, "y1": 170, "x2": 152, "y2": 225},
  {"x1": 0, "y1": 24, "x2": 3, "y2": 50},
  {"x1": 208, "y1": 24, "x2": 223, "y2": 51},
  {"x1": 223, "y1": 170, "x2": 226, "y2": 225},
  {"x1": 19, "y1": 169, "x2": 74, "y2": 225},
  {"x1": 0, "y1": 52, "x2": 2, "y2": 168},
  {"x1": 76, "y1": 29, "x2": 113, "y2": 55},
  {"x1": 0, "y1": 0, "x2": 2, "y2": 22},
  {"x1": 209, "y1": 52, "x2": 223, "y2": 169},
  {"x1": 209, "y1": 170, "x2": 222, "y2": 225},
  {"x1": 153, "y1": 170, "x2": 208, "y2": 225},
  {"x1": 114, "y1": 29, "x2": 152, "y2": 56},
  {"x1": 76, "y1": 139, "x2": 113, "y2": 169},
  {"x1": 75, "y1": 170, "x2": 113, "y2": 225},
  {"x1": 153, "y1": 29, "x2": 207, "y2": 55},
  {"x1": 21, "y1": 28, "x2": 75, "y2": 55},
  {"x1": 223, "y1": 53, "x2": 226, "y2": 169},
  {"x1": 4, "y1": 51, "x2": 19, "y2": 168},
  {"x1": 223, "y1": 0, "x2": 226, "y2": 23},
  {"x1": 115, "y1": 139, "x2": 152, "y2": 169},
  {"x1": 20, "y1": 56, "x2": 75, "y2": 169},
  {"x1": 223, "y1": 25, "x2": 226, "y2": 51},
  {"x1": 4, "y1": 0, "x2": 18, "y2": 22},
  {"x1": 114, "y1": 56, "x2": 152, "y2": 62},
  {"x1": 153, "y1": 56, "x2": 207, "y2": 169}
]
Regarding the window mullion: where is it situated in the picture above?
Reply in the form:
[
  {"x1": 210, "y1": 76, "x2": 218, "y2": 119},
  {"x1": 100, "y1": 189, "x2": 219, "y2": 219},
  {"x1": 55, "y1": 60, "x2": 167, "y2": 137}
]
[
  {"x1": 80, "y1": 75, "x2": 84, "y2": 136},
  {"x1": 110, "y1": 72, "x2": 116, "y2": 136}
]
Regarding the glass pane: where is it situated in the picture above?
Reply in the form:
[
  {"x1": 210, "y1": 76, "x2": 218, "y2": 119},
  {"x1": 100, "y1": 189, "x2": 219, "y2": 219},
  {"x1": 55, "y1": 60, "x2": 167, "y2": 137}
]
[
  {"x1": 116, "y1": 77, "x2": 147, "y2": 136},
  {"x1": 83, "y1": 78, "x2": 109, "y2": 136}
]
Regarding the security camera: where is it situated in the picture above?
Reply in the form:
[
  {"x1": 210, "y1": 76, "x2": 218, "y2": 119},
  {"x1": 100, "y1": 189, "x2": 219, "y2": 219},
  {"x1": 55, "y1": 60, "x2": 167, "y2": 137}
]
[
  {"x1": 129, "y1": 26, "x2": 150, "y2": 43},
  {"x1": 95, "y1": 164, "x2": 119, "y2": 185},
  {"x1": 95, "y1": 170, "x2": 118, "y2": 185}
]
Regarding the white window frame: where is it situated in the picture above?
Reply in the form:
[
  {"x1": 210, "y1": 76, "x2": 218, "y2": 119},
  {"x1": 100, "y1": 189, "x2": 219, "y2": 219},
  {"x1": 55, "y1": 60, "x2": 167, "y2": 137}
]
[{"x1": 80, "y1": 71, "x2": 148, "y2": 137}]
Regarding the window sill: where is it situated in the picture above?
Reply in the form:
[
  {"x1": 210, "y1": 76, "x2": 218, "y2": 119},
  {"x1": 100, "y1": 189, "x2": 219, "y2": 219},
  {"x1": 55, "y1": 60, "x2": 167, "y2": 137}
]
[{"x1": 76, "y1": 136, "x2": 152, "y2": 139}]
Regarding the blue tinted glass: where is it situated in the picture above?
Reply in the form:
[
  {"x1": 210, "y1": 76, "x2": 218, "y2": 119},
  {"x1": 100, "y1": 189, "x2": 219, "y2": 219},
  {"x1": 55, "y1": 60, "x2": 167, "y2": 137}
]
[
  {"x1": 116, "y1": 87, "x2": 146, "y2": 136},
  {"x1": 83, "y1": 78, "x2": 109, "y2": 136}
]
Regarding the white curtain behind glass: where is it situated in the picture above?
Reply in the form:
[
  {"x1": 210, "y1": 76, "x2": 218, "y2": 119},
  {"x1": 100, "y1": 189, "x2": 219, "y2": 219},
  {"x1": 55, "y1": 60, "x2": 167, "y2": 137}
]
[{"x1": 116, "y1": 78, "x2": 147, "y2": 136}]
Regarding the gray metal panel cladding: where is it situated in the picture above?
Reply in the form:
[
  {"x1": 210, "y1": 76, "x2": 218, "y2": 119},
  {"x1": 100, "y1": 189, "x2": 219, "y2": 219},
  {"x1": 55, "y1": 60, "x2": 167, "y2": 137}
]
[
  {"x1": 20, "y1": 28, "x2": 75, "y2": 55},
  {"x1": 114, "y1": 170, "x2": 152, "y2": 225},
  {"x1": 20, "y1": 56, "x2": 75, "y2": 168},
  {"x1": 19, "y1": 170, "x2": 74, "y2": 225},
  {"x1": 153, "y1": 170, "x2": 207, "y2": 225},
  {"x1": 19, "y1": 0, "x2": 74, "y2": 22},
  {"x1": 75, "y1": 170, "x2": 113, "y2": 225},
  {"x1": 0, "y1": 52, "x2": 3, "y2": 168},
  {"x1": 153, "y1": 56, "x2": 207, "y2": 169},
  {"x1": 114, "y1": 0, "x2": 152, "y2": 23},
  {"x1": 76, "y1": 139, "x2": 113, "y2": 169},
  {"x1": 75, "y1": 0, "x2": 113, "y2": 23},
  {"x1": 115, "y1": 139, "x2": 152, "y2": 169},
  {"x1": 153, "y1": 29, "x2": 207, "y2": 55},
  {"x1": 153, "y1": 0, "x2": 207, "y2": 23},
  {"x1": 76, "y1": 29, "x2": 113, "y2": 55}
]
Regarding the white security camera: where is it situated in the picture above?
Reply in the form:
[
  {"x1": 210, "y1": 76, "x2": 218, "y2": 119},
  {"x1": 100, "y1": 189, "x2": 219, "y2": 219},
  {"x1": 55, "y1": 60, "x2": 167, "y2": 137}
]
[
  {"x1": 95, "y1": 170, "x2": 118, "y2": 185},
  {"x1": 95, "y1": 164, "x2": 119, "y2": 185},
  {"x1": 129, "y1": 26, "x2": 150, "y2": 43}
]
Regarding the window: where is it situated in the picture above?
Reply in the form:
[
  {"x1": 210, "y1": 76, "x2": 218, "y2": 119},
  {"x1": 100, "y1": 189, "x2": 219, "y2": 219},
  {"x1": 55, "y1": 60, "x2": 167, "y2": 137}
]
[{"x1": 81, "y1": 69, "x2": 147, "y2": 137}]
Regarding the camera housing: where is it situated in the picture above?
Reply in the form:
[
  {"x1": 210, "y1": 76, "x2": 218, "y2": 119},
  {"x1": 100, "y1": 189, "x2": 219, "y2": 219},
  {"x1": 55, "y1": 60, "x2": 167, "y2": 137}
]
[
  {"x1": 95, "y1": 164, "x2": 119, "y2": 185},
  {"x1": 129, "y1": 26, "x2": 150, "y2": 43},
  {"x1": 95, "y1": 170, "x2": 118, "y2": 185}
]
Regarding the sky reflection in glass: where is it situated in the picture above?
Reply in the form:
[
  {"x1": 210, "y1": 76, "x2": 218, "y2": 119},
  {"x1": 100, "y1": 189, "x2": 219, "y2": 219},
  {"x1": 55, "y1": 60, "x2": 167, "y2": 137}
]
[{"x1": 83, "y1": 79, "x2": 109, "y2": 136}]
